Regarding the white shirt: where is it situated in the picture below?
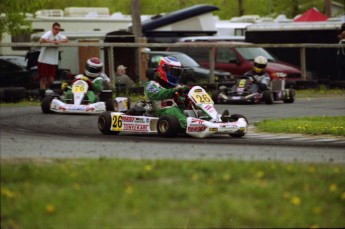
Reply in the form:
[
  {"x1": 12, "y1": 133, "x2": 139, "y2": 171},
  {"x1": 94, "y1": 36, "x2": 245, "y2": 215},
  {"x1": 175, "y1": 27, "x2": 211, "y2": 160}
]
[{"x1": 38, "y1": 31, "x2": 67, "y2": 65}]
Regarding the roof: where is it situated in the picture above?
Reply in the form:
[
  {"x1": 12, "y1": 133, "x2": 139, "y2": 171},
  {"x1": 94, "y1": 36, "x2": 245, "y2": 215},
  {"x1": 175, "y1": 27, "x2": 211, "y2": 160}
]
[
  {"x1": 141, "y1": 4, "x2": 219, "y2": 31},
  {"x1": 293, "y1": 7, "x2": 328, "y2": 22}
]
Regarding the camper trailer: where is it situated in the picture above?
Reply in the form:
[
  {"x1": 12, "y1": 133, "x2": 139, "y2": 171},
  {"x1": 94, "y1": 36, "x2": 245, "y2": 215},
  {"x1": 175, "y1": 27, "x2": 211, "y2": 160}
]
[{"x1": 1, "y1": 7, "x2": 136, "y2": 56}]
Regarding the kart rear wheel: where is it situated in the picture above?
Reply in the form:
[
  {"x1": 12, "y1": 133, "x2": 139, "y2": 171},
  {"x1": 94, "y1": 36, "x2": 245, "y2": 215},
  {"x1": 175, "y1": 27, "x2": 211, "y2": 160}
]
[
  {"x1": 262, "y1": 90, "x2": 274, "y2": 104},
  {"x1": 98, "y1": 111, "x2": 120, "y2": 135},
  {"x1": 283, "y1": 89, "x2": 295, "y2": 103},
  {"x1": 41, "y1": 96, "x2": 54, "y2": 114},
  {"x1": 157, "y1": 115, "x2": 180, "y2": 138},
  {"x1": 228, "y1": 114, "x2": 248, "y2": 138}
]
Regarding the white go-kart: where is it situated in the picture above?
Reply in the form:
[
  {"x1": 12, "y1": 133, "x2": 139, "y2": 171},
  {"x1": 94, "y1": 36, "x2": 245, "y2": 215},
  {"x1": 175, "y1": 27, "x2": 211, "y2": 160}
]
[{"x1": 98, "y1": 85, "x2": 248, "y2": 139}]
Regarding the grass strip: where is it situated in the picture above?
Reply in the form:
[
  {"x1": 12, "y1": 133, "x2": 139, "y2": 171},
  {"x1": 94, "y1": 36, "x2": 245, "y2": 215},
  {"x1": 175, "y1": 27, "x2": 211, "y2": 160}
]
[
  {"x1": 1, "y1": 158, "x2": 344, "y2": 228},
  {"x1": 255, "y1": 116, "x2": 345, "y2": 136}
]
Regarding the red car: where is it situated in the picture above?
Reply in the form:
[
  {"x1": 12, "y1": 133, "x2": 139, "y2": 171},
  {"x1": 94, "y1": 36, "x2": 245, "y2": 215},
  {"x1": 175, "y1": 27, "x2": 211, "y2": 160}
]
[{"x1": 168, "y1": 37, "x2": 303, "y2": 85}]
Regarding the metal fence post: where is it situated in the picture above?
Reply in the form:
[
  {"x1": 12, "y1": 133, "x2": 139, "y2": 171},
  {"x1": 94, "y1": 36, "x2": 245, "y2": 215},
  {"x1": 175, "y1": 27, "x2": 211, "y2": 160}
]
[
  {"x1": 300, "y1": 47, "x2": 307, "y2": 80},
  {"x1": 107, "y1": 46, "x2": 115, "y2": 91},
  {"x1": 209, "y1": 47, "x2": 215, "y2": 83}
]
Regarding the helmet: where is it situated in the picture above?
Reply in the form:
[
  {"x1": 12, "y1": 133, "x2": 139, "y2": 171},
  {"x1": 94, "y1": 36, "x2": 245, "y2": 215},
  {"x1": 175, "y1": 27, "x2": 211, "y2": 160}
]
[
  {"x1": 253, "y1": 56, "x2": 267, "y2": 74},
  {"x1": 156, "y1": 56, "x2": 182, "y2": 87},
  {"x1": 85, "y1": 57, "x2": 103, "y2": 78}
]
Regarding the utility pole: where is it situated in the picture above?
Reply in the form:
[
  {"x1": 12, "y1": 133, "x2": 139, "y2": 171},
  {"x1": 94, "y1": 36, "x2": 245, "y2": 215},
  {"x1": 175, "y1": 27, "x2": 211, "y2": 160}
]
[
  {"x1": 324, "y1": 0, "x2": 331, "y2": 17},
  {"x1": 131, "y1": 0, "x2": 145, "y2": 84},
  {"x1": 131, "y1": 0, "x2": 142, "y2": 40},
  {"x1": 238, "y1": 0, "x2": 244, "y2": 16}
]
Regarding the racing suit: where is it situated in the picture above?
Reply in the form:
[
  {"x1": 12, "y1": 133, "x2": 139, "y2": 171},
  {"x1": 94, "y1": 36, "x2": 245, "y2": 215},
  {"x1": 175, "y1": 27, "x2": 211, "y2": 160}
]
[
  {"x1": 63, "y1": 74, "x2": 104, "y2": 103},
  {"x1": 243, "y1": 70, "x2": 270, "y2": 93},
  {"x1": 144, "y1": 80, "x2": 189, "y2": 129}
]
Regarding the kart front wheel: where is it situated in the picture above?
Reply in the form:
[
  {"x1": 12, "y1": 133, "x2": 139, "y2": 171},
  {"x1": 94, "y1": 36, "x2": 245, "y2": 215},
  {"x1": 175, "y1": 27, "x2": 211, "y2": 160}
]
[
  {"x1": 41, "y1": 96, "x2": 54, "y2": 114},
  {"x1": 157, "y1": 115, "x2": 180, "y2": 138},
  {"x1": 283, "y1": 89, "x2": 295, "y2": 103},
  {"x1": 98, "y1": 111, "x2": 120, "y2": 135},
  {"x1": 211, "y1": 90, "x2": 221, "y2": 104},
  {"x1": 228, "y1": 114, "x2": 248, "y2": 138},
  {"x1": 262, "y1": 90, "x2": 274, "y2": 104}
]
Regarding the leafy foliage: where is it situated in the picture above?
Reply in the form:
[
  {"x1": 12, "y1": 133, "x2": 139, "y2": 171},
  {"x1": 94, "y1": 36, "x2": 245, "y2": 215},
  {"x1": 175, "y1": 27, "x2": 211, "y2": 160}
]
[{"x1": 0, "y1": 0, "x2": 46, "y2": 38}]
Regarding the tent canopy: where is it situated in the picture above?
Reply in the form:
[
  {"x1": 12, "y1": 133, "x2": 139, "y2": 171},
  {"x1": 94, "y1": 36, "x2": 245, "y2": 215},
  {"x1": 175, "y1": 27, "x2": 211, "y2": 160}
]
[{"x1": 293, "y1": 7, "x2": 328, "y2": 22}]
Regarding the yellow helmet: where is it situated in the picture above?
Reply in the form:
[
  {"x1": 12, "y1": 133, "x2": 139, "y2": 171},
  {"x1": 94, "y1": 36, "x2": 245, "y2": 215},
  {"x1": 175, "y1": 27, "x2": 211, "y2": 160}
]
[{"x1": 253, "y1": 56, "x2": 267, "y2": 74}]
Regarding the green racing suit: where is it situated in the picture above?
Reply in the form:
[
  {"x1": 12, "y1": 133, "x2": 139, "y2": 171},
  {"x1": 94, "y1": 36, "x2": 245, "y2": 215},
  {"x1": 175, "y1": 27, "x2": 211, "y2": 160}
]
[
  {"x1": 64, "y1": 75, "x2": 104, "y2": 103},
  {"x1": 144, "y1": 80, "x2": 188, "y2": 129}
]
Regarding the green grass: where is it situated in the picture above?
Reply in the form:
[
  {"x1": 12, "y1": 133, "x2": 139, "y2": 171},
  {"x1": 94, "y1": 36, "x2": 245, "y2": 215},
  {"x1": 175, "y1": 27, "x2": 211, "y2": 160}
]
[
  {"x1": 1, "y1": 158, "x2": 344, "y2": 228},
  {"x1": 294, "y1": 86, "x2": 345, "y2": 98},
  {"x1": 1, "y1": 89, "x2": 344, "y2": 228},
  {"x1": 255, "y1": 116, "x2": 345, "y2": 136}
]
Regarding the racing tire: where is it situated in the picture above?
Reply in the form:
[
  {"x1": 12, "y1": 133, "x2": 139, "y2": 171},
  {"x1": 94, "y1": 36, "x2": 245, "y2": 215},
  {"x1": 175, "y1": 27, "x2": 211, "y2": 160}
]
[
  {"x1": 0, "y1": 87, "x2": 26, "y2": 103},
  {"x1": 228, "y1": 114, "x2": 248, "y2": 138},
  {"x1": 157, "y1": 115, "x2": 180, "y2": 138},
  {"x1": 41, "y1": 96, "x2": 54, "y2": 114},
  {"x1": 211, "y1": 90, "x2": 222, "y2": 104},
  {"x1": 262, "y1": 90, "x2": 274, "y2": 105},
  {"x1": 98, "y1": 111, "x2": 120, "y2": 135},
  {"x1": 283, "y1": 89, "x2": 295, "y2": 103}
]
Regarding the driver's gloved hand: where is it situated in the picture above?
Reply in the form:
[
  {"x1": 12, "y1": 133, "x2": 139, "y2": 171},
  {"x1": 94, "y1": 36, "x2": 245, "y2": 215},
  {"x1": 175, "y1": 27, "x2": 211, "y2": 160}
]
[
  {"x1": 81, "y1": 76, "x2": 89, "y2": 81},
  {"x1": 61, "y1": 82, "x2": 69, "y2": 91},
  {"x1": 175, "y1": 85, "x2": 190, "y2": 93}
]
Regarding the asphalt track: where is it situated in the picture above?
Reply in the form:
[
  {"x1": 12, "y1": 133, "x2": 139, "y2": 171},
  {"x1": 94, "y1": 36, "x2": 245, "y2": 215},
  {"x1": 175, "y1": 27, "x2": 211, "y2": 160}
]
[{"x1": 1, "y1": 96, "x2": 344, "y2": 163}]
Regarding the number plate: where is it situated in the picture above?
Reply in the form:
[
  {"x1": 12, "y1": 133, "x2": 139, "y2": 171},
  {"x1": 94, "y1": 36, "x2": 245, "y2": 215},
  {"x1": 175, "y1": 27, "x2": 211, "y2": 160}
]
[
  {"x1": 238, "y1": 79, "x2": 246, "y2": 88},
  {"x1": 72, "y1": 81, "x2": 87, "y2": 93},
  {"x1": 111, "y1": 114, "x2": 123, "y2": 131},
  {"x1": 191, "y1": 91, "x2": 213, "y2": 104}
]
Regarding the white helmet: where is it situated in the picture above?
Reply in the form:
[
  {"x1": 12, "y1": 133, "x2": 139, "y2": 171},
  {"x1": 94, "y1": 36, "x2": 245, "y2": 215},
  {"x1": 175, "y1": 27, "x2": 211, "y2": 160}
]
[
  {"x1": 253, "y1": 56, "x2": 267, "y2": 74},
  {"x1": 85, "y1": 57, "x2": 103, "y2": 78}
]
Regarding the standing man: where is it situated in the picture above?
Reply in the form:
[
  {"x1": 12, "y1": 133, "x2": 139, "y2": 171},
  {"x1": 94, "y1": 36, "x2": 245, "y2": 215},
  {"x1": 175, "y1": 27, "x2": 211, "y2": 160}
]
[{"x1": 37, "y1": 22, "x2": 68, "y2": 99}]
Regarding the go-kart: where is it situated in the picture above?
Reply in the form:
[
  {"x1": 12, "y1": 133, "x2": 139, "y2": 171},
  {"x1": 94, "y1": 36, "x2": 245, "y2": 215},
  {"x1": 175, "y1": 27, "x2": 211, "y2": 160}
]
[
  {"x1": 41, "y1": 77, "x2": 130, "y2": 114},
  {"x1": 212, "y1": 76, "x2": 295, "y2": 104},
  {"x1": 98, "y1": 85, "x2": 248, "y2": 139}
]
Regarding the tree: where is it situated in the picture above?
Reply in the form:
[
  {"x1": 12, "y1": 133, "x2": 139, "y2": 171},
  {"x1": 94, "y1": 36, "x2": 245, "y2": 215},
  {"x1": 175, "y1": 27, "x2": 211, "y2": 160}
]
[{"x1": 0, "y1": 0, "x2": 46, "y2": 40}]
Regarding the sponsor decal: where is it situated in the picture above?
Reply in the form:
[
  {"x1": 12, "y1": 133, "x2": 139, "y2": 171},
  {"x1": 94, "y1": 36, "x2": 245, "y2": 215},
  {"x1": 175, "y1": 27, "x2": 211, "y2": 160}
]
[
  {"x1": 146, "y1": 83, "x2": 159, "y2": 94},
  {"x1": 187, "y1": 126, "x2": 207, "y2": 132},
  {"x1": 204, "y1": 105, "x2": 213, "y2": 111},
  {"x1": 58, "y1": 106, "x2": 67, "y2": 111},
  {"x1": 123, "y1": 124, "x2": 149, "y2": 131},
  {"x1": 134, "y1": 118, "x2": 146, "y2": 123},
  {"x1": 190, "y1": 118, "x2": 204, "y2": 124},
  {"x1": 65, "y1": 104, "x2": 86, "y2": 111},
  {"x1": 122, "y1": 116, "x2": 136, "y2": 122},
  {"x1": 86, "y1": 107, "x2": 95, "y2": 112},
  {"x1": 209, "y1": 128, "x2": 218, "y2": 132}
]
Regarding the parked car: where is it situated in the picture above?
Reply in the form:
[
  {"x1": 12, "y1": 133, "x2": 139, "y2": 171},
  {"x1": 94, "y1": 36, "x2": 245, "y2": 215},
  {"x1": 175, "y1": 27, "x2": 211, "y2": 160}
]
[
  {"x1": 0, "y1": 54, "x2": 72, "y2": 102},
  {"x1": 0, "y1": 56, "x2": 38, "y2": 102},
  {"x1": 168, "y1": 37, "x2": 303, "y2": 85},
  {"x1": 143, "y1": 51, "x2": 233, "y2": 85}
]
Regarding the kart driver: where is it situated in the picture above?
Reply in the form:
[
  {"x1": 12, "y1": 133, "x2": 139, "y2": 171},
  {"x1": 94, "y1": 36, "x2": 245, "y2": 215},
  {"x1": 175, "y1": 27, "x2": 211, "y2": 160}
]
[
  {"x1": 243, "y1": 55, "x2": 271, "y2": 92},
  {"x1": 62, "y1": 57, "x2": 105, "y2": 103},
  {"x1": 144, "y1": 56, "x2": 190, "y2": 129}
]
